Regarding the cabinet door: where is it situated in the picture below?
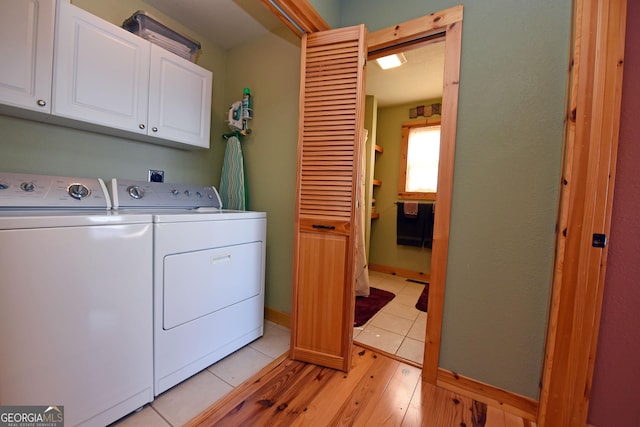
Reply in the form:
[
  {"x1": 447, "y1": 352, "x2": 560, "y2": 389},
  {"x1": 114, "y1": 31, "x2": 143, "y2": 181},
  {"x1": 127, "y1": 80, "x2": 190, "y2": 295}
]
[
  {"x1": 0, "y1": 0, "x2": 54, "y2": 113},
  {"x1": 291, "y1": 25, "x2": 367, "y2": 371},
  {"x1": 148, "y1": 45, "x2": 212, "y2": 149},
  {"x1": 53, "y1": 1, "x2": 149, "y2": 134}
]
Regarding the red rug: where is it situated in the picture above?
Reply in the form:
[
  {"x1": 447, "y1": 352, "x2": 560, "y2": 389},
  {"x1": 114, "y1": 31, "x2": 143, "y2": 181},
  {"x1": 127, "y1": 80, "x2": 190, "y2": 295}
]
[
  {"x1": 354, "y1": 287, "x2": 395, "y2": 327},
  {"x1": 415, "y1": 283, "x2": 429, "y2": 312}
]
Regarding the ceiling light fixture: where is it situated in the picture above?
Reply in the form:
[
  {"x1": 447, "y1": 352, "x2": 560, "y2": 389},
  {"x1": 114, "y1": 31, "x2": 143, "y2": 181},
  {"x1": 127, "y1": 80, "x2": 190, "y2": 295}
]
[{"x1": 375, "y1": 53, "x2": 407, "y2": 70}]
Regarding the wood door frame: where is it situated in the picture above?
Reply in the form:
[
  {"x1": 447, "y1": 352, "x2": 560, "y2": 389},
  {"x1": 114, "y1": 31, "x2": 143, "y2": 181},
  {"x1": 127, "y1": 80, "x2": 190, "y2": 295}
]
[
  {"x1": 538, "y1": 0, "x2": 626, "y2": 425},
  {"x1": 366, "y1": 5, "x2": 464, "y2": 385}
]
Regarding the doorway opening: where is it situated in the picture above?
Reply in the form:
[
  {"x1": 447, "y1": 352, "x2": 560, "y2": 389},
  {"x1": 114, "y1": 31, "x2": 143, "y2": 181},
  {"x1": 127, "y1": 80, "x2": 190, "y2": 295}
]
[
  {"x1": 354, "y1": 7, "x2": 463, "y2": 382},
  {"x1": 355, "y1": 37, "x2": 445, "y2": 367}
]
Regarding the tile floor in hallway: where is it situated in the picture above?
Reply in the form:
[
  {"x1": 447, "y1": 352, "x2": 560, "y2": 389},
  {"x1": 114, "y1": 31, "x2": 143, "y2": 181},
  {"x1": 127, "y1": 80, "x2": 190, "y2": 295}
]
[
  {"x1": 353, "y1": 270, "x2": 427, "y2": 365},
  {"x1": 111, "y1": 321, "x2": 291, "y2": 427}
]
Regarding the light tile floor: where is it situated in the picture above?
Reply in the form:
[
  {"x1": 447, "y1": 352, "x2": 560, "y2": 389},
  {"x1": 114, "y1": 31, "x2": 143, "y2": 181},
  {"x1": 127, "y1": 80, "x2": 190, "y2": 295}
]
[
  {"x1": 111, "y1": 321, "x2": 291, "y2": 427},
  {"x1": 353, "y1": 271, "x2": 427, "y2": 365}
]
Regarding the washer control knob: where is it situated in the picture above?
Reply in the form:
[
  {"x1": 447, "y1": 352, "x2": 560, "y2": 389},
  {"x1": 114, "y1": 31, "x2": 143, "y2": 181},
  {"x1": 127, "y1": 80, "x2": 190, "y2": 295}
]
[
  {"x1": 171, "y1": 189, "x2": 179, "y2": 196},
  {"x1": 184, "y1": 189, "x2": 191, "y2": 197},
  {"x1": 20, "y1": 181, "x2": 35, "y2": 192},
  {"x1": 196, "y1": 191, "x2": 202, "y2": 198},
  {"x1": 127, "y1": 185, "x2": 145, "y2": 199},
  {"x1": 0, "y1": 181, "x2": 9, "y2": 190},
  {"x1": 68, "y1": 183, "x2": 91, "y2": 200}
]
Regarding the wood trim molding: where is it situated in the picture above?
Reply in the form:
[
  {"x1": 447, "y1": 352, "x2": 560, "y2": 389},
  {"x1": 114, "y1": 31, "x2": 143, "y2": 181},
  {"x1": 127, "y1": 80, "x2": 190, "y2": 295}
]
[
  {"x1": 258, "y1": 0, "x2": 330, "y2": 37},
  {"x1": 423, "y1": 10, "x2": 463, "y2": 385},
  {"x1": 537, "y1": 0, "x2": 627, "y2": 425},
  {"x1": 265, "y1": 306, "x2": 291, "y2": 328},
  {"x1": 368, "y1": 263, "x2": 431, "y2": 283},
  {"x1": 437, "y1": 368, "x2": 538, "y2": 422},
  {"x1": 367, "y1": 5, "x2": 463, "y2": 54}
]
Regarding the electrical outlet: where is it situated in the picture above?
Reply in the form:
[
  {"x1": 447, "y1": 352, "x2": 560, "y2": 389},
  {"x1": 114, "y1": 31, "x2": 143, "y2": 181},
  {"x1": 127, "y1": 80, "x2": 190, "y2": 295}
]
[{"x1": 148, "y1": 169, "x2": 164, "y2": 182}]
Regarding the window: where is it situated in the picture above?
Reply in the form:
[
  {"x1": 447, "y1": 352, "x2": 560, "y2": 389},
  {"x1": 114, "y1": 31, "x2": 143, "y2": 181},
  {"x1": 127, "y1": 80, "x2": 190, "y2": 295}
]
[{"x1": 399, "y1": 119, "x2": 441, "y2": 200}]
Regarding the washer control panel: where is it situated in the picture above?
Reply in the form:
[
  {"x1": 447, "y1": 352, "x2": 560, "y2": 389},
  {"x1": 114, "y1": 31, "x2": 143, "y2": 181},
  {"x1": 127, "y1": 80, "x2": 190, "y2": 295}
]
[
  {"x1": 0, "y1": 172, "x2": 110, "y2": 209},
  {"x1": 108, "y1": 179, "x2": 222, "y2": 209}
]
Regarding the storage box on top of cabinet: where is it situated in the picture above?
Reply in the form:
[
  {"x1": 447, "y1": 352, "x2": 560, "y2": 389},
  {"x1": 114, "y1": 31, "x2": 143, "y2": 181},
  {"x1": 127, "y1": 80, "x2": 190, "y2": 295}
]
[{"x1": 123, "y1": 11, "x2": 201, "y2": 63}]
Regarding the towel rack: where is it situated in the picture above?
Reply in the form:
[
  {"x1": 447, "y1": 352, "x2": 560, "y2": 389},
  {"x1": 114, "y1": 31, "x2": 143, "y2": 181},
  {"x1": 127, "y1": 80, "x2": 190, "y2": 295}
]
[
  {"x1": 394, "y1": 201, "x2": 434, "y2": 205},
  {"x1": 395, "y1": 201, "x2": 436, "y2": 212}
]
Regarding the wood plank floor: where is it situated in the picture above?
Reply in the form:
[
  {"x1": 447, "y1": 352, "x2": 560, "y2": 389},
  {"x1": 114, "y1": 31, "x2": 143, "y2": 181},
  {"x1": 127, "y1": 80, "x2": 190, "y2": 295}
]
[{"x1": 186, "y1": 345, "x2": 537, "y2": 427}]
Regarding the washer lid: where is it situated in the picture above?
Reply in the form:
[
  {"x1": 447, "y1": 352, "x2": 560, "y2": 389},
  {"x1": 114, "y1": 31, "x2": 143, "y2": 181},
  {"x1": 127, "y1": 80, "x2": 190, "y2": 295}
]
[
  {"x1": 0, "y1": 172, "x2": 111, "y2": 209},
  {"x1": 0, "y1": 210, "x2": 152, "y2": 229}
]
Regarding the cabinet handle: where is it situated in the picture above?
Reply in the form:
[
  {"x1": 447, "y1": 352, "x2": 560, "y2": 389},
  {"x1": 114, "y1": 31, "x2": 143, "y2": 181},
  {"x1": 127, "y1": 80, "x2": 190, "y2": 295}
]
[
  {"x1": 37, "y1": 99, "x2": 46, "y2": 107},
  {"x1": 139, "y1": 124, "x2": 145, "y2": 130},
  {"x1": 312, "y1": 224, "x2": 336, "y2": 230},
  {"x1": 152, "y1": 127, "x2": 158, "y2": 132}
]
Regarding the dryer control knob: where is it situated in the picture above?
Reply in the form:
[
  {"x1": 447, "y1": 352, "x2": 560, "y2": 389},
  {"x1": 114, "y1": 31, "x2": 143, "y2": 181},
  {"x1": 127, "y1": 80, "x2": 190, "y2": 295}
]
[
  {"x1": 0, "y1": 181, "x2": 9, "y2": 190},
  {"x1": 20, "y1": 181, "x2": 35, "y2": 192},
  {"x1": 127, "y1": 185, "x2": 145, "y2": 199},
  {"x1": 171, "y1": 189, "x2": 179, "y2": 196},
  {"x1": 68, "y1": 183, "x2": 91, "y2": 200}
]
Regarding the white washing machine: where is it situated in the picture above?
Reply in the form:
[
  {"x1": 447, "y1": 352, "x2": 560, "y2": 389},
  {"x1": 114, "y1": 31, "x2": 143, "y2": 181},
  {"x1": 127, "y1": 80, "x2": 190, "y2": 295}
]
[
  {"x1": 0, "y1": 173, "x2": 153, "y2": 426},
  {"x1": 109, "y1": 179, "x2": 267, "y2": 395}
]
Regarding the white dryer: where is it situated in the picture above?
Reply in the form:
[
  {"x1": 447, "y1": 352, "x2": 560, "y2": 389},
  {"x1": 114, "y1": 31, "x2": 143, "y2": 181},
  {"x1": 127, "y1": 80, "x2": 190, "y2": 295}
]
[
  {"x1": 0, "y1": 173, "x2": 153, "y2": 427},
  {"x1": 109, "y1": 179, "x2": 267, "y2": 395}
]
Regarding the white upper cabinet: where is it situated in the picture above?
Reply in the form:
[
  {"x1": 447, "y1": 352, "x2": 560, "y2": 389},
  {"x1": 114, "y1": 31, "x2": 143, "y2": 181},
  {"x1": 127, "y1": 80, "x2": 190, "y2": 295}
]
[
  {"x1": 0, "y1": 0, "x2": 212, "y2": 149},
  {"x1": 53, "y1": 1, "x2": 150, "y2": 136},
  {"x1": 148, "y1": 44, "x2": 212, "y2": 149},
  {"x1": 0, "y1": 0, "x2": 55, "y2": 114}
]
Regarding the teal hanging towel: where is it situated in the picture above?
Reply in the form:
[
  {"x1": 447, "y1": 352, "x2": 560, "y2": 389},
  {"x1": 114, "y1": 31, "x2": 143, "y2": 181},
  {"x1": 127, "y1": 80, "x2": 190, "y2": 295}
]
[{"x1": 219, "y1": 135, "x2": 246, "y2": 210}]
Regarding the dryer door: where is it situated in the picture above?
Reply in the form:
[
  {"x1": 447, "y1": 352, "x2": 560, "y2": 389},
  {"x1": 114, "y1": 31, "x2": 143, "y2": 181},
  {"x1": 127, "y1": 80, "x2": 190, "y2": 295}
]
[{"x1": 163, "y1": 241, "x2": 263, "y2": 329}]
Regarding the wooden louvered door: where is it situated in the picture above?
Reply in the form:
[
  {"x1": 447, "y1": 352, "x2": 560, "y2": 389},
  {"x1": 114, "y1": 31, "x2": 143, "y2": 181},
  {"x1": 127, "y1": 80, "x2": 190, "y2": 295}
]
[{"x1": 290, "y1": 25, "x2": 367, "y2": 372}]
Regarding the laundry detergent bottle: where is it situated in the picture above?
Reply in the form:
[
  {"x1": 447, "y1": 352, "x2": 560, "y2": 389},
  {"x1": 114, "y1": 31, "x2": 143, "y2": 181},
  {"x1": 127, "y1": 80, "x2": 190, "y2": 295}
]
[{"x1": 242, "y1": 87, "x2": 252, "y2": 119}]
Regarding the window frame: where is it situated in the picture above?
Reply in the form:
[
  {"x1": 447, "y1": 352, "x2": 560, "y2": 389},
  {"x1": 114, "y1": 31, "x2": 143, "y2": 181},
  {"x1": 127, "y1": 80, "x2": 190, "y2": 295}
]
[{"x1": 398, "y1": 118, "x2": 441, "y2": 200}]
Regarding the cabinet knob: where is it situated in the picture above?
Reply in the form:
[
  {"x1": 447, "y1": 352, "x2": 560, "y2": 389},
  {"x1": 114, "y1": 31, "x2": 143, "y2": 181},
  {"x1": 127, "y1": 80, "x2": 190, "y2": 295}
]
[
  {"x1": 139, "y1": 124, "x2": 145, "y2": 130},
  {"x1": 37, "y1": 99, "x2": 46, "y2": 107},
  {"x1": 152, "y1": 127, "x2": 158, "y2": 132}
]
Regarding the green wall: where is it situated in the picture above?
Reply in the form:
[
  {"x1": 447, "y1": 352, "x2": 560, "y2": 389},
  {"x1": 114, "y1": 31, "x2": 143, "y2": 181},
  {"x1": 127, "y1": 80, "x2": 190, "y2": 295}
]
[
  {"x1": 341, "y1": 1, "x2": 571, "y2": 399},
  {"x1": 224, "y1": 28, "x2": 301, "y2": 315},
  {"x1": 368, "y1": 100, "x2": 441, "y2": 275},
  {"x1": 309, "y1": 0, "x2": 341, "y2": 28}
]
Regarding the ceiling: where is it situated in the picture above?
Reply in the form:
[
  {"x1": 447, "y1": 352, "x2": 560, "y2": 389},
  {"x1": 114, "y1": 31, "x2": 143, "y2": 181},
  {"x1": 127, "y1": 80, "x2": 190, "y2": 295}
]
[
  {"x1": 367, "y1": 42, "x2": 445, "y2": 107},
  {"x1": 141, "y1": 0, "x2": 444, "y2": 106},
  {"x1": 141, "y1": 0, "x2": 282, "y2": 50}
]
